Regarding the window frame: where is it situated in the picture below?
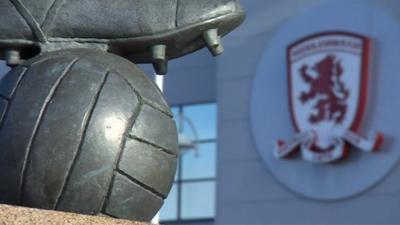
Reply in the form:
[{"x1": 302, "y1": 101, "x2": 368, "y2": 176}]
[{"x1": 160, "y1": 102, "x2": 217, "y2": 223}]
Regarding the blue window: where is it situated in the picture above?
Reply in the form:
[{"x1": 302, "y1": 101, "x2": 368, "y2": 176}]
[{"x1": 160, "y1": 103, "x2": 217, "y2": 222}]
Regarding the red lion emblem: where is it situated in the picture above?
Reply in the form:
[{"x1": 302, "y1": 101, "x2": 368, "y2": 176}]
[
  {"x1": 274, "y1": 32, "x2": 383, "y2": 163},
  {"x1": 299, "y1": 54, "x2": 349, "y2": 124}
]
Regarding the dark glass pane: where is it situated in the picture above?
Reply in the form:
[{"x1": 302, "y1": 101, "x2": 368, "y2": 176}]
[
  {"x1": 159, "y1": 184, "x2": 178, "y2": 222},
  {"x1": 0, "y1": 61, "x2": 9, "y2": 80},
  {"x1": 181, "y1": 181, "x2": 216, "y2": 219},
  {"x1": 182, "y1": 103, "x2": 217, "y2": 140},
  {"x1": 181, "y1": 143, "x2": 216, "y2": 180},
  {"x1": 174, "y1": 162, "x2": 179, "y2": 182}
]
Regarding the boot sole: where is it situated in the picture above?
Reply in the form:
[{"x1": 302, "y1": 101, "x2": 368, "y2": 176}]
[{"x1": 0, "y1": 11, "x2": 244, "y2": 64}]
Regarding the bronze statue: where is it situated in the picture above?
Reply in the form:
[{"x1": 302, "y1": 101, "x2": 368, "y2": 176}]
[{"x1": 0, "y1": 0, "x2": 244, "y2": 222}]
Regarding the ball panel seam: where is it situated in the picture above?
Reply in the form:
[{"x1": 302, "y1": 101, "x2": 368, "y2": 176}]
[
  {"x1": 20, "y1": 57, "x2": 81, "y2": 205},
  {"x1": 54, "y1": 70, "x2": 110, "y2": 210},
  {"x1": 0, "y1": 98, "x2": 9, "y2": 125},
  {"x1": 98, "y1": 77, "x2": 143, "y2": 214}
]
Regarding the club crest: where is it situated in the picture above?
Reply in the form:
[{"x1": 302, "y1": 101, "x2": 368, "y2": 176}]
[{"x1": 274, "y1": 32, "x2": 384, "y2": 163}]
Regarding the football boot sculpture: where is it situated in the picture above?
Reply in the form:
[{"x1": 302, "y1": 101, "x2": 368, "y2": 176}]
[{"x1": 0, "y1": 0, "x2": 245, "y2": 222}]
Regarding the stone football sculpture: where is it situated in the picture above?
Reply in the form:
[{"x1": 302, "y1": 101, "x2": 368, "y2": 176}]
[{"x1": 0, "y1": 0, "x2": 245, "y2": 222}]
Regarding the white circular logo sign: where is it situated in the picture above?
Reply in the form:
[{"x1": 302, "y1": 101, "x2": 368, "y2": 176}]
[{"x1": 251, "y1": 0, "x2": 400, "y2": 200}]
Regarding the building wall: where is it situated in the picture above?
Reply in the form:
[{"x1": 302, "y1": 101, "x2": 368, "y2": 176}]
[
  {"x1": 139, "y1": 48, "x2": 217, "y2": 106},
  {"x1": 216, "y1": 0, "x2": 400, "y2": 224}
]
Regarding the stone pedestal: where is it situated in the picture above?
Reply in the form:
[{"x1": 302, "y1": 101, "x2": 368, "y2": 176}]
[{"x1": 0, "y1": 204, "x2": 148, "y2": 225}]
